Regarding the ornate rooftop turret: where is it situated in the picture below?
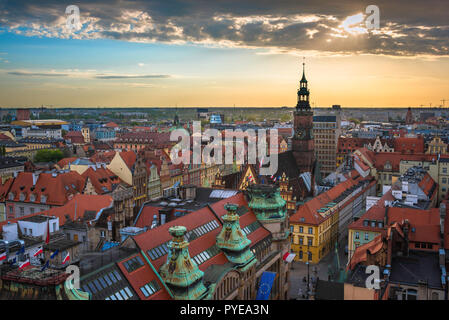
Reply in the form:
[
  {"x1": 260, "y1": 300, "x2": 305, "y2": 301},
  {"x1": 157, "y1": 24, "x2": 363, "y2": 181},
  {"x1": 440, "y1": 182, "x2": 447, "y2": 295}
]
[
  {"x1": 159, "y1": 226, "x2": 211, "y2": 300},
  {"x1": 246, "y1": 184, "x2": 287, "y2": 222},
  {"x1": 296, "y1": 59, "x2": 311, "y2": 111},
  {"x1": 216, "y1": 203, "x2": 257, "y2": 271}
]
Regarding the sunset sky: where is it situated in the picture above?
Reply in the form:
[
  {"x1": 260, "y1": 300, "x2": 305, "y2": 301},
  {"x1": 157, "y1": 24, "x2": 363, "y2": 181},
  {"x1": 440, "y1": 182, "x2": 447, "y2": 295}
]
[{"x1": 0, "y1": 0, "x2": 448, "y2": 108}]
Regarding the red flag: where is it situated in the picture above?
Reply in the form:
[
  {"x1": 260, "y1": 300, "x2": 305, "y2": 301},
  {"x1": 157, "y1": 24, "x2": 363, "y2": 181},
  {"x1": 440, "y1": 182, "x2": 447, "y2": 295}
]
[
  {"x1": 0, "y1": 252, "x2": 6, "y2": 261},
  {"x1": 19, "y1": 259, "x2": 30, "y2": 270},
  {"x1": 33, "y1": 247, "x2": 43, "y2": 257},
  {"x1": 62, "y1": 252, "x2": 70, "y2": 264},
  {"x1": 283, "y1": 252, "x2": 296, "y2": 263}
]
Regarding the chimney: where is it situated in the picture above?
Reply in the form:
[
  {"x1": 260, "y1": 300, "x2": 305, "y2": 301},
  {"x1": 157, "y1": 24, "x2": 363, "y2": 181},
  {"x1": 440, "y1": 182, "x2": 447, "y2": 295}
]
[
  {"x1": 384, "y1": 205, "x2": 389, "y2": 227},
  {"x1": 150, "y1": 214, "x2": 158, "y2": 229},
  {"x1": 403, "y1": 219, "x2": 410, "y2": 257},
  {"x1": 32, "y1": 172, "x2": 39, "y2": 185}
]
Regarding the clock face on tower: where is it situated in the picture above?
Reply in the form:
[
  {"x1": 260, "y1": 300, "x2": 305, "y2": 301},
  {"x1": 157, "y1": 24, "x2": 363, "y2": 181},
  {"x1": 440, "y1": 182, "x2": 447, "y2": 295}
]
[{"x1": 296, "y1": 128, "x2": 305, "y2": 139}]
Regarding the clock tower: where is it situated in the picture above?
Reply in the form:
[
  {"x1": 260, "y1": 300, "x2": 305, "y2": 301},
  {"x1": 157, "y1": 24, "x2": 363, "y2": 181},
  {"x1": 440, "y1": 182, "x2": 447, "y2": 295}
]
[{"x1": 292, "y1": 60, "x2": 315, "y2": 175}]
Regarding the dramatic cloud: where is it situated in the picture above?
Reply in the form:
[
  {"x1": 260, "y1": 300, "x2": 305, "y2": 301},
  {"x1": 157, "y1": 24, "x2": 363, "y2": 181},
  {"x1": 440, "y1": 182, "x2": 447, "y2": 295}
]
[{"x1": 0, "y1": 0, "x2": 448, "y2": 56}]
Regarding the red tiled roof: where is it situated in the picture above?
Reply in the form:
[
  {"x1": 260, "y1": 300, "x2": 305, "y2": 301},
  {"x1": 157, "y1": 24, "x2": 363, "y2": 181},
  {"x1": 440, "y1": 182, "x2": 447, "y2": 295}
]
[
  {"x1": 56, "y1": 157, "x2": 78, "y2": 169},
  {"x1": 7, "y1": 171, "x2": 86, "y2": 206},
  {"x1": 290, "y1": 177, "x2": 367, "y2": 225},
  {"x1": 64, "y1": 131, "x2": 85, "y2": 144},
  {"x1": 0, "y1": 133, "x2": 12, "y2": 141},
  {"x1": 116, "y1": 132, "x2": 172, "y2": 146},
  {"x1": 349, "y1": 188, "x2": 395, "y2": 232},
  {"x1": 387, "y1": 207, "x2": 440, "y2": 244},
  {"x1": 354, "y1": 158, "x2": 370, "y2": 172},
  {"x1": 133, "y1": 193, "x2": 270, "y2": 270},
  {"x1": 104, "y1": 122, "x2": 119, "y2": 128},
  {"x1": 82, "y1": 166, "x2": 125, "y2": 194},
  {"x1": 0, "y1": 193, "x2": 113, "y2": 230},
  {"x1": 418, "y1": 173, "x2": 437, "y2": 198},
  {"x1": 134, "y1": 206, "x2": 163, "y2": 228},
  {"x1": 0, "y1": 178, "x2": 14, "y2": 201},
  {"x1": 90, "y1": 151, "x2": 116, "y2": 164},
  {"x1": 393, "y1": 136, "x2": 424, "y2": 154},
  {"x1": 119, "y1": 151, "x2": 137, "y2": 170},
  {"x1": 117, "y1": 252, "x2": 171, "y2": 300},
  {"x1": 348, "y1": 234, "x2": 384, "y2": 270}
]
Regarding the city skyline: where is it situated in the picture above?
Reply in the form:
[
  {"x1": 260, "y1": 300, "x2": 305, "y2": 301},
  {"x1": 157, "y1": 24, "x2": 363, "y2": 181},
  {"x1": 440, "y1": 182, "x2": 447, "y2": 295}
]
[{"x1": 0, "y1": 0, "x2": 448, "y2": 108}]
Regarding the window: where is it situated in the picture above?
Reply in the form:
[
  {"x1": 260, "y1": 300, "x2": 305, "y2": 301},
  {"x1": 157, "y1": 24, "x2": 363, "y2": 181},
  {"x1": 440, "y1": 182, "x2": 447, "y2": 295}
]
[
  {"x1": 364, "y1": 233, "x2": 369, "y2": 241},
  {"x1": 52, "y1": 222, "x2": 56, "y2": 232},
  {"x1": 308, "y1": 227, "x2": 313, "y2": 234},
  {"x1": 299, "y1": 226, "x2": 304, "y2": 233},
  {"x1": 123, "y1": 256, "x2": 144, "y2": 273},
  {"x1": 443, "y1": 178, "x2": 447, "y2": 184},
  {"x1": 299, "y1": 237, "x2": 304, "y2": 245},
  {"x1": 20, "y1": 207, "x2": 24, "y2": 214},
  {"x1": 30, "y1": 207, "x2": 34, "y2": 214},
  {"x1": 415, "y1": 243, "x2": 420, "y2": 248},
  {"x1": 140, "y1": 280, "x2": 161, "y2": 297},
  {"x1": 308, "y1": 238, "x2": 313, "y2": 246},
  {"x1": 308, "y1": 251, "x2": 312, "y2": 261},
  {"x1": 355, "y1": 232, "x2": 360, "y2": 240}
]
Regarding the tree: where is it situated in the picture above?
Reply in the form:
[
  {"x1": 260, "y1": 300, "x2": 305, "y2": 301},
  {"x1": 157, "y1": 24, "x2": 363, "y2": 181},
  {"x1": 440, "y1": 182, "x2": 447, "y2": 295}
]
[{"x1": 34, "y1": 149, "x2": 64, "y2": 163}]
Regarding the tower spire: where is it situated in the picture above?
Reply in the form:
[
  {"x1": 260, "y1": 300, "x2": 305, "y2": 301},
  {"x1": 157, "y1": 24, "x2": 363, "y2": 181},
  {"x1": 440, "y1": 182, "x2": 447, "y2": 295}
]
[{"x1": 301, "y1": 57, "x2": 307, "y2": 82}]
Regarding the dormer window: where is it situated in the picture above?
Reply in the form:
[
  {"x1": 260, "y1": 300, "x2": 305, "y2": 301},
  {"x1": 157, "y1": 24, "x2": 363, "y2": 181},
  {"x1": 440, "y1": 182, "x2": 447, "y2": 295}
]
[
  {"x1": 19, "y1": 193, "x2": 25, "y2": 201},
  {"x1": 8, "y1": 192, "x2": 14, "y2": 201},
  {"x1": 41, "y1": 195, "x2": 47, "y2": 204},
  {"x1": 30, "y1": 194, "x2": 36, "y2": 202}
]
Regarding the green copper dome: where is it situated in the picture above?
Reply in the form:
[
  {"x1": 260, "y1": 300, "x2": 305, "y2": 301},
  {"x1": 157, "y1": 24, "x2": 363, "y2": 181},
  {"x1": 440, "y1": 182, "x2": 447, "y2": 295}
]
[
  {"x1": 216, "y1": 203, "x2": 257, "y2": 271},
  {"x1": 247, "y1": 184, "x2": 287, "y2": 222},
  {"x1": 159, "y1": 226, "x2": 210, "y2": 300}
]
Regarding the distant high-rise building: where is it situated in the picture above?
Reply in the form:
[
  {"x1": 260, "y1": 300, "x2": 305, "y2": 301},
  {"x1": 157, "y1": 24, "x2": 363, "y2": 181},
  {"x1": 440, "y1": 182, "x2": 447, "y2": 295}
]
[
  {"x1": 16, "y1": 108, "x2": 30, "y2": 121},
  {"x1": 405, "y1": 107, "x2": 414, "y2": 124},
  {"x1": 313, "y1": 111, "x2": 341, "y2": 178}
]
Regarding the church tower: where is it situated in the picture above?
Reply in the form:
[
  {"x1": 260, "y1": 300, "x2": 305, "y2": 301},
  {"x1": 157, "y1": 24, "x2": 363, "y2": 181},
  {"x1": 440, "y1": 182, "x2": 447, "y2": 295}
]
[{"x1": 292, "y1": 60, "x2": 315, "y2": 175}]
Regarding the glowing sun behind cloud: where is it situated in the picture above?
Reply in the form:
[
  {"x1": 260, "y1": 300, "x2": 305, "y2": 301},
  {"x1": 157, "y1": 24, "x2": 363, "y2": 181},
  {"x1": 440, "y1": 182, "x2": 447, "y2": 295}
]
[{"x1": 339, "y1": 13, "x2": 368, "y2": 35}]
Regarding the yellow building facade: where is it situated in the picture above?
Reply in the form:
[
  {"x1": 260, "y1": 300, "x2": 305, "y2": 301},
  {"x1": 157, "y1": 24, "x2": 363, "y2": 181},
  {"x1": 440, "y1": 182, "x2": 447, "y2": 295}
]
[{"x1": 290, "y1": 203, "x2": 339, "y2": 264}]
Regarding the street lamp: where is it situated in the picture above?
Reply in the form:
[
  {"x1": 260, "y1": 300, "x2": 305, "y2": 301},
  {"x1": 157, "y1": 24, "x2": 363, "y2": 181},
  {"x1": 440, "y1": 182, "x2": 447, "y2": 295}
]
[{"x1": 306, "y1": 242, "x2": 310, "y2": 299}]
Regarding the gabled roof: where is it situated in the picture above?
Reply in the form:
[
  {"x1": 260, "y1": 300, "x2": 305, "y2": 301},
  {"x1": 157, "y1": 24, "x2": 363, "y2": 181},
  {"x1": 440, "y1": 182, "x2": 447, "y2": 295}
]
[
  {"x1": 90, "y1": 151, "x2": 117, "y2": 164},
  {"x1": 56, "y1": 157, "x2": 78, "y2": 169},
  {"x1": 7, "y1": 171, "x2": 86, "y2": 206},
  {"x1": 0, "y1": 194, "x2": 113, "y2": 231},
  {"x1": 348, "y1": 234, "x2": 384, "y2": 270},
  {"x1": 82, "y1": 166, "x2": 125, "y2": 194},
  {"x1": 119, "y1": 151, "x2": 137, "y2": 170}
]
